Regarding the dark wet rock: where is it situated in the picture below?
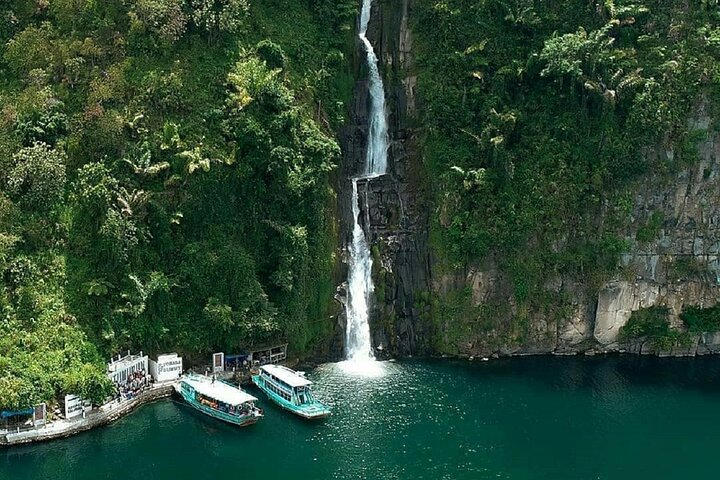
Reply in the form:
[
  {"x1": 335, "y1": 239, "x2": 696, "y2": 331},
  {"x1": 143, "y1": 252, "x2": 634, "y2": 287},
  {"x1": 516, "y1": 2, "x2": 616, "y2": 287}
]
[
  {"x1": 335, "y1": 0, "x2": 431, "y2": 359},
  {"x1": 336, "y1": 3, "x2": 720, "y2": 361}
]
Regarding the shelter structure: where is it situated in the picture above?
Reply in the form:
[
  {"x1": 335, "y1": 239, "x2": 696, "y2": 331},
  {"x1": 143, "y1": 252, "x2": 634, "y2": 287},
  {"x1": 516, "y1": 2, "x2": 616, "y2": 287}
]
[
  {"x1": 107, "y1": 351, "x2": 148, "y2": 384},
  {"x1": 222, "y1": 344, "x2": 288, "y2": 370},
  {"x1": 248, "y1": 344, "x2": 287, "y2": 365},
  {"x1": 216, "y1": 344, "x2": 288, "y2": 373},
  {"x1": 1, "y1": 404, "x2": 48, "y2": 433},
  {"x1": 224, "y1": 353, "x2": 250, "y2": 371},
  {"x1": 1, "y1": 409, "x2": 33, "y2": 432}
]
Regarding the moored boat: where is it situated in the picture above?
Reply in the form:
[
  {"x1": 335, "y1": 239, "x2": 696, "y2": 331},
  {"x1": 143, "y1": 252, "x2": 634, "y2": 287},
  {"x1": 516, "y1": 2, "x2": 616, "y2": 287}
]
[
  {"x1": 176, "y1": 373, "x2": 263, "y2": 427},
  {"x1": 251, "y1": 364, "x2": 331, "y2": 419}
]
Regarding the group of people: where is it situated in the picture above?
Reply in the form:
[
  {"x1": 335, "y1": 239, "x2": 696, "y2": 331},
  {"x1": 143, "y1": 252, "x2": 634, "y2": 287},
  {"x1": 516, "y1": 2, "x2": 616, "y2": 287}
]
[
  {"x1": 115, "y1": 369, "x2": 152, "y2": 401},
  {"x1": 226, "y1": 358, "x2": 269, "y2": 374},
  {"x1": 227, "y1": 359, "x2": 252, "y2": 373}
]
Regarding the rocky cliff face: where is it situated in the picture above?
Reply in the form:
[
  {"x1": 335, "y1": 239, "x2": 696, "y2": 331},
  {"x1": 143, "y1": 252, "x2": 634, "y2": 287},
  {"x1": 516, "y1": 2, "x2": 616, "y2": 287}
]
[
  {"x1": 589, "y1": 106, "x2": 720, "y2": 356},
  {"x1": 335, "y1": 0, "x2": 432, "y2": 358},
  {"x1": 336, "y1": 2, "x2": 720, "y2": 360},
  {"x1": 433, "y1": 104, "x2": 720, "y2": 357}
]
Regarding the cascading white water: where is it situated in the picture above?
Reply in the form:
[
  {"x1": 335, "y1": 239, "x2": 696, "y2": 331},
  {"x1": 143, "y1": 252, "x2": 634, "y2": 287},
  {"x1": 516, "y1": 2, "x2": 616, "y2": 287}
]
[
  {"x1": 344, "y1": 0, "x2": 389, "y2": 364},
  {"x1": 358, "y1": 0, "x2": 389, "y2": 176},
  {"x1": 345, "y1": 178, "x2": 375, "y2": 361}
]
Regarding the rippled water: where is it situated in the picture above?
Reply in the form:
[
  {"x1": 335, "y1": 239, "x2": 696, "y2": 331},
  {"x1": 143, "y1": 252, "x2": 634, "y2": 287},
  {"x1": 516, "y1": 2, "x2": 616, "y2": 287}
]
[{"x1": 4, "y1": 356, "x2": 720, "y2": 479}]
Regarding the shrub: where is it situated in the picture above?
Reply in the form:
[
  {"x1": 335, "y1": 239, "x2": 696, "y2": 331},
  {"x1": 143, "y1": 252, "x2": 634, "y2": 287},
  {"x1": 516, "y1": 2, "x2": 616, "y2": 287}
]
[
  {"x1": 636, "y1": 211, "x2": 664, "y2": 244},
  {"x1": 7, "y1": 143, "x2": 67, "y2": 212},
  {"x1": 256, "y1": 40, "x2": 287, "y2": 70},
  {"x1": 681, "y1": 306, "x2": 720, "y2": 333},
  {"x1": 620, "y1": 306, "x2": 670, "y2": 339}
]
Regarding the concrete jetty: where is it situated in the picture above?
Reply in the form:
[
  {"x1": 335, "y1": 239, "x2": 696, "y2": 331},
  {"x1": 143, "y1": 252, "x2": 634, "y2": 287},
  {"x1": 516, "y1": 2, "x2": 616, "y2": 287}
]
[{"x1": 0, "y1": 383, "x2": 175, "y2": 447}]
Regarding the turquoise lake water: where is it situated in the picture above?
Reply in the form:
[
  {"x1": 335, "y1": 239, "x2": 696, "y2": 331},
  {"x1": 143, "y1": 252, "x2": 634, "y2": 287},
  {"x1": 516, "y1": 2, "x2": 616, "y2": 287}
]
[{"x1": 3, "y1": 356, "x2": 720, "y2": 479}]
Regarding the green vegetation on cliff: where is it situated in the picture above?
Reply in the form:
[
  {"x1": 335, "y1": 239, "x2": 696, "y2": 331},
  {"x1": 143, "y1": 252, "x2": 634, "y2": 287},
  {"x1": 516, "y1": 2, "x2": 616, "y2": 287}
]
[
  {"x1": 4, "y1": 0, "x2": 720, "y2": 406},
  {"x1": 681, "y1": 305, "x2": 720, "y2": 333},
  {"x1": 620, "y1": 304, "x2": 720, "y2": 350},
  {"x1": 415, "y1": 0, "x2": 720, "y2": 350},
  {"x1": 621, "y1": 307, "x2": 669, "y2": 338},
  {"x1": 0, "y1": 0, "x2": 356, "y2": 409}
]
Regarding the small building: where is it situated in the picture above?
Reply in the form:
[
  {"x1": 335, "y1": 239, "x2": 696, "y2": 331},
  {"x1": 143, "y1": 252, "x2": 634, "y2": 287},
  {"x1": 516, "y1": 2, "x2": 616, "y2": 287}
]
[
  {"x1": 217, "y1": 344, "x2": 288, "y2": 372},
  {"x1": 1, "y1": 408, "x2": 33, "y2": 432},
  {"x1": 224, "y1": 353, "x2": 251, "y2": 371},
  {"x1": 248, "y1": 344, "x2": 287, "y2": 365},
  {"x1": 107, "y1": 351, "x2": 148, "y2": 384},
  {"x1": 149, "y1": 353, "x2": 183, "y2": 382}
]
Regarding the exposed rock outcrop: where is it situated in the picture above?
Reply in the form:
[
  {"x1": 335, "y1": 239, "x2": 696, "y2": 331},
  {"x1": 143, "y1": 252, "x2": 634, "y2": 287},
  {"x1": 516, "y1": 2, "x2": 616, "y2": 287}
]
[
  {"x1": 336, "y1": 2, "x2": 720, "y2": 360},
  {"x1": 434, "y1": 104, "x2": 720, "y2": 358}
]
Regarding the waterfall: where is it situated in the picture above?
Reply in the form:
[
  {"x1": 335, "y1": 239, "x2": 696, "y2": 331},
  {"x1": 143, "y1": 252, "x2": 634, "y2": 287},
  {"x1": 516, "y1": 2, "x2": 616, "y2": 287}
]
[
  {"x1": 345, "y1": 178, "x2": 375, "y2": 361},
  {"x1": 344, "y1": 0, "x2": 389, "y2": 363},
  {"x1": 358, "y1": 0, "x2": 389, "y2": 176}
]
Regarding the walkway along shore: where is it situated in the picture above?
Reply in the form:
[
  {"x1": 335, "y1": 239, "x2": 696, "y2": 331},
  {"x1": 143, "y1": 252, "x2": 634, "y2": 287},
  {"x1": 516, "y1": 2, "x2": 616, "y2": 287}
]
[
  {"x1": 0, "y1": 353, "x2": 295, "y2": 448},
  {"x1": 0, "y1": 383, "x2": 175, "y2": 447}
]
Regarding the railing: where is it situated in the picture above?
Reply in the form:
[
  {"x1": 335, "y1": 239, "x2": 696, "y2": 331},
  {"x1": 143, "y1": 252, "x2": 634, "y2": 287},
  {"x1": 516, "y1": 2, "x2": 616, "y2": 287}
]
[
  {"x1": 1, "y1": 422, "x2": 37, "y2": 434},
  {"x1": 269, "y1": 352, "x2": 286, "y2": 363},
  {"x1": 263, "y1": 375, "x2": 294, "y2": 396}
]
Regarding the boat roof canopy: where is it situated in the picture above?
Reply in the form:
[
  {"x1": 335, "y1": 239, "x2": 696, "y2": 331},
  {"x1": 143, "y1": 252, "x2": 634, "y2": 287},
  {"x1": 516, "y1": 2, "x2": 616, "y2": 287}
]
[
  {"x1": 184, "y1": 376, "x2": 257, "y2": 406},
  {"x1": 261, "y1": 364, "x2": 312, "y2": 388}
]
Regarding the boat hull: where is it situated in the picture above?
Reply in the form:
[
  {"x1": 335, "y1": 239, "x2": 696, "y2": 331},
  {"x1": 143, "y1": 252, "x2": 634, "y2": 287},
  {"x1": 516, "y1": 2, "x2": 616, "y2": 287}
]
[
  {"x1": 177, "y1": 382, "x2": 261, "y2": 427},
  {"x1": 251, "y1": 375, "x2": 330, "y2": 420}
]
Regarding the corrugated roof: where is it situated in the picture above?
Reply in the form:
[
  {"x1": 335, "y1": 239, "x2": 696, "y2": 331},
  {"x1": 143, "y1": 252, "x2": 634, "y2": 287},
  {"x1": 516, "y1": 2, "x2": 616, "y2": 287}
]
[
  {"x1": 261, "y1": 364, "x2": 312, "y2": 388},
  {"x1": 183, "y1": 376, "x2": 257, "y2": 406}
]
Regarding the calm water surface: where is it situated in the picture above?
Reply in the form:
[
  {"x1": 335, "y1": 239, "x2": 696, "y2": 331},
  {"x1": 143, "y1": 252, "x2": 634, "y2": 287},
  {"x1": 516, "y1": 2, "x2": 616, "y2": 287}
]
[{"x1": 3, "y1": 356, "x2": 720, "y2": 480}]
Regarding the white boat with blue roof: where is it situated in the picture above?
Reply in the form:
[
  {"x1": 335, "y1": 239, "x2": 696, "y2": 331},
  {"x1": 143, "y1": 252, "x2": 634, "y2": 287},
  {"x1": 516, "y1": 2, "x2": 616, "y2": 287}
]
[
  {"x1": 251, "y1": 364, "x2": 330, "y2": 420},
  {"x1": 176, "y1": 373, "x2": 263, "y2": 427}
]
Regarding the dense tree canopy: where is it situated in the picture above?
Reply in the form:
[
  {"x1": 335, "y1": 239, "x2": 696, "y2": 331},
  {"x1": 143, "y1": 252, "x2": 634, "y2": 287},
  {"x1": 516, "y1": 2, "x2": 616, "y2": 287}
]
[{"x1": 0, "y1": 0, "x2": 356, "y2": 410}]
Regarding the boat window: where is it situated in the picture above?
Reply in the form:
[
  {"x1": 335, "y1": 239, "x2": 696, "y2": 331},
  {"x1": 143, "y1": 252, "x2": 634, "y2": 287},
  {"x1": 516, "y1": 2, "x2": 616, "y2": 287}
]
[{"x1": 266, "y1": 375, "x2": 292, "y2": 396}]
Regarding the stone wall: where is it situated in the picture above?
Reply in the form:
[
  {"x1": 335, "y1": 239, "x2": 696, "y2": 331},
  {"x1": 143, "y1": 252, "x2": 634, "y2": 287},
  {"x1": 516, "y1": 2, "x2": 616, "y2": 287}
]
[{"x1": 587, "y1": 106, "x2": 720, "y2": 355}]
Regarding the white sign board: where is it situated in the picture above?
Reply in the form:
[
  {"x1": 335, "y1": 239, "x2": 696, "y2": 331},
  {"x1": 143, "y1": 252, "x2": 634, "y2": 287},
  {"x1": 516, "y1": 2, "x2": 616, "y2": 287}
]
[
  {"x1": 150, "y1": 354, "x2": 183, "y2": 382},
  {"x1": 213, "y1": 352, "x2": 224, "y2": 373},
  {"x1": 64, "y1": 395, "x2": 92, "y2": 419}
]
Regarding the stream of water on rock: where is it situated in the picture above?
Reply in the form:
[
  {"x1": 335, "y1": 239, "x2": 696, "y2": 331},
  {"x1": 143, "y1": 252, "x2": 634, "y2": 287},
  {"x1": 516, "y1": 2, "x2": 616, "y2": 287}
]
[{"x1": 344, "y1": 0, "x2": 389, "y2": 367}]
